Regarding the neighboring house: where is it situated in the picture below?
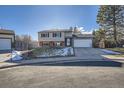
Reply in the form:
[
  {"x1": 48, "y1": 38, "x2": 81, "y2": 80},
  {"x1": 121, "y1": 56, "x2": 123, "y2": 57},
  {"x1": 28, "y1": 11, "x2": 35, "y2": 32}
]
[
  {"x1": 38, "y1": 27, "x2": 93, "y2": 47},
  {"x1": 0, "y1": 29, "x2": 15, "y2": 50}
]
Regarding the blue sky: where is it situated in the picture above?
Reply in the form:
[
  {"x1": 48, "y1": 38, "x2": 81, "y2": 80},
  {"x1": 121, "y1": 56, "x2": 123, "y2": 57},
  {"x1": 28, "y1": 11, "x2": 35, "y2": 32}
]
[{"x1": 0, "y1": 5, "x2": 99, "y2": 40}]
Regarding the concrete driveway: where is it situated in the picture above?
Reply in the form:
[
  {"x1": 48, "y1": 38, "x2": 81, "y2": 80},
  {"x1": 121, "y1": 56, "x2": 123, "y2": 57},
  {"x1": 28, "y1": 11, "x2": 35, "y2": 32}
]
[{"x1": 74, "y1": 48, "x2": 107, "y2": 60}]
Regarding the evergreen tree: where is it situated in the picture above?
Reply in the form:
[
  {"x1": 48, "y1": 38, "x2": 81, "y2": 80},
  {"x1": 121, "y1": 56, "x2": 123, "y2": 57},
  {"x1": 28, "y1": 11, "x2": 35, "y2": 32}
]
[{"x1": 97, "y1": 5, "x2": 124, "y2": 47}]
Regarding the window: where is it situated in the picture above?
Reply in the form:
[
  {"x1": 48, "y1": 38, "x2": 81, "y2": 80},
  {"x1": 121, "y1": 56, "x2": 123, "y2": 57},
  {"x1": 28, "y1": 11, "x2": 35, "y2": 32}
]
[
  {"x1": 52, "y1": 32, "x2": 61, "y2": 37},
  {"x1": 41, "y1": 33, "x2": 49, "y2": 38},
  {"x1": 43, "y1": 42, "x2": 49, "y2": 46},
  {"x1": 56, "y1": 42, "x2": 61, "y2": 46}
]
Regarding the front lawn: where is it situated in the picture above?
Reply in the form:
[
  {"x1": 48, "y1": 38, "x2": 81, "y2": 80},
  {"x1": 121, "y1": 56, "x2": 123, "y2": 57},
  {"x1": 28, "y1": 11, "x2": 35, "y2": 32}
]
[
  {"x1": 106, "y1": 48, "x2": 124, "y2": 54},
  {"x1": 29, "y1": 47, "x2": 74, "y2": 58}
]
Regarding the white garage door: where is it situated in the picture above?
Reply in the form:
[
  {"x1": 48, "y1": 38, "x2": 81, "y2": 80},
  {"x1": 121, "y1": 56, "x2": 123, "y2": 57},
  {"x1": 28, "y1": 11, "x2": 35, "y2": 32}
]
[
  {"x1": 0, "y1": 39, "x2": 11, "y2": 50},
  {"x1": 74, "y1": 39, "x2": 92, "y2": 47}
]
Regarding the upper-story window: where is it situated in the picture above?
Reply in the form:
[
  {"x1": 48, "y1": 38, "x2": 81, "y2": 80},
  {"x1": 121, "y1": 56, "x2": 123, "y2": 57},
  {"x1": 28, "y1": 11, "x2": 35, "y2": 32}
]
[
  {"x1": 52, "y1": 32, "x2": 61, "y2": 37},
  {"x1": 41, "y1": 33, "x2": 49, "y2": 38}
]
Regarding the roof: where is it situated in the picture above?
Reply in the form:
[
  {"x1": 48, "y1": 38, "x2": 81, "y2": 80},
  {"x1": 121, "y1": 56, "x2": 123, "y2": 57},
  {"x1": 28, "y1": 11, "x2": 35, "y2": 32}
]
[
  {"x1": 38, "y1": 29, "x2": 72, "y2": 33},
  {"x1": 0, "y1": 29, "x2": 15, "y2": 35},
  {"x1": 73, "y1": 33, "x2": 93, "y2": 38}
]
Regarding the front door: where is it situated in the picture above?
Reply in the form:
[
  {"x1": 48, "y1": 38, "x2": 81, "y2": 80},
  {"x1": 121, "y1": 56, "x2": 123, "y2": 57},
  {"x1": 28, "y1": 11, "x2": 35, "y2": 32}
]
[{"x1": 65, "y1": 38, "x2": 72, "y2": 46}]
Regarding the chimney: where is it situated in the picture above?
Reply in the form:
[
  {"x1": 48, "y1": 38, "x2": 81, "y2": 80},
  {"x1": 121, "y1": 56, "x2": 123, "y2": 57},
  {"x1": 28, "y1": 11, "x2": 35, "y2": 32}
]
[
  {"x1": 69, "y1": 27, "x2": 73, "y2": 31},
  {"x1": 74, "y1": 26, "x2": 78, "y2": 33}
]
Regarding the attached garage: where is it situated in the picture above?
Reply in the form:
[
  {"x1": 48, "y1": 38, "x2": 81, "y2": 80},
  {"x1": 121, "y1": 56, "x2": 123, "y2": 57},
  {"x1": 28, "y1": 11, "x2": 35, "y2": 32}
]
[
  {"x1": 74, "y1": 39, "x2": 92, "y2": 47},
  {"x1": 73, "y1": 34, "x2": 93, "y2": 48},
  {"x1": 0, "y1": 29, "x2": 15, "y2": 51}
]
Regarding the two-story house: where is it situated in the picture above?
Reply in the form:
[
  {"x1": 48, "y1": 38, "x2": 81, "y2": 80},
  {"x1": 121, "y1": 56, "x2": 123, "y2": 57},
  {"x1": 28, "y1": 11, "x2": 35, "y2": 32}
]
[
  {"x1": 38, "y1": 27, "x2": 93, "y2": 47},
  {"x1": 38, "y1": 28, "x2": 73, "y2": 47}
]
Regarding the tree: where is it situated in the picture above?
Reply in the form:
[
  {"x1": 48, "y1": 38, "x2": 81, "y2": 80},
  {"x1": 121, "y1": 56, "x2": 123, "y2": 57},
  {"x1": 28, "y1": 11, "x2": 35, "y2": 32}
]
[
  {"x1": 93, "y1": 29, "x2": 106, "y2": 48},
  {"x1": 15, "y1": 35, "x2": 32, "y2": 50},
  {"x1": 97, "y1": 5, "x2": 124, "y2": 47}
]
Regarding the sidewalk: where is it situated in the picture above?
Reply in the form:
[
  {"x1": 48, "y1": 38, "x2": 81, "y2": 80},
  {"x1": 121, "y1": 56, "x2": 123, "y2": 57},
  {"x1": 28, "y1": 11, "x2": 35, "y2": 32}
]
[
  {"x1": 102, "y1": 55, "x2": 124, "y2": 63},
  {"x1": 0, "y1": 53, "x2": 10, "y2": 62},
  {"x1": 102, "y1": 55, "x2": 124, "y2": 59}
]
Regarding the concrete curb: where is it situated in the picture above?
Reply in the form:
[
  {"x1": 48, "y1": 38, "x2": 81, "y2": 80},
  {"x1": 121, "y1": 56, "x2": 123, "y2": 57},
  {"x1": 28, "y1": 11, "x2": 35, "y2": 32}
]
[{"x1": 0, "y1": 59, "x2": 109, "y2": 69}]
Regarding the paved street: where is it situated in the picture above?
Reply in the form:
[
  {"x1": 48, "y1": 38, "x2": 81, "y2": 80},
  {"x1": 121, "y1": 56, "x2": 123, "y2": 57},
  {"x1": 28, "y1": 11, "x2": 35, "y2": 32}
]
[{"x1": 0, "y1": 61, "x2": 124, "y2": 88}]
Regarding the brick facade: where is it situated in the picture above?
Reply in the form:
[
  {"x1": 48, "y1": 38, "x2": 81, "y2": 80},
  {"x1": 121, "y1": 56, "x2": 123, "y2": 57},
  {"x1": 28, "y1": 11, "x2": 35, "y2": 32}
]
[
  {"x1": 49, "y1": 41, "x2": 55, "y2": 47},
  {"x1": 39, "y1": 41, "x2": 65, "y2": 47}
]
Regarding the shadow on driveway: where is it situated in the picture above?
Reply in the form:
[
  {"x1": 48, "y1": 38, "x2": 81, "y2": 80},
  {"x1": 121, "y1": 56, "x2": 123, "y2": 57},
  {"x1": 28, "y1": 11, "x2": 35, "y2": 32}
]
[{"x1": 19, "y1": 60, "x2": 123, "y2": 68}]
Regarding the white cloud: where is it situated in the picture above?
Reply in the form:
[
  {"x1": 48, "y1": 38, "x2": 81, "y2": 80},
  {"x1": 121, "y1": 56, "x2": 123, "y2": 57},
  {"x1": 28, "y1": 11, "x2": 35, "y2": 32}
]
[
  {"x1": 78, "y1": 27, "x2": 85, "y2": 32},
  {"x1": 77, "y1": 26, "x2": 93, "y2": 34}
]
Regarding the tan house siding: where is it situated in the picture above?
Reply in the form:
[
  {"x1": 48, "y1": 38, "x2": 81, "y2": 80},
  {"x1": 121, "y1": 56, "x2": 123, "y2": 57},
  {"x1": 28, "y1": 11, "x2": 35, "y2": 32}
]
[
  {"x1": 38, "y1": 32, "x2": 65, "y2": 41},
  {"x1": 64, "y1": 31, "x2": 73, "y2": 37}
]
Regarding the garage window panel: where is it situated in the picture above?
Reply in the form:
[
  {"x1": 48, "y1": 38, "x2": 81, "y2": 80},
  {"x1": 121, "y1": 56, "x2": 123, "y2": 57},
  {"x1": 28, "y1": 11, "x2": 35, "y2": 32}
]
[
  {"x1": 0, "y1": 38, "x2": 11, "y2": 50},
  {"x1": 74, "y1": 39, "x2": 92, "y2": 47}
]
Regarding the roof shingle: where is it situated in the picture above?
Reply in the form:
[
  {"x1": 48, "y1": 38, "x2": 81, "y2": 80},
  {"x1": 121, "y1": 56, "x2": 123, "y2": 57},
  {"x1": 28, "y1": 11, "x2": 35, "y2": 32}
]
[
  {"x1": 0, "y1": 29, "x2": 15, "y2": 35},
  {"x1": 38, "y1": 29, "x2": 72, "y2": 33}
]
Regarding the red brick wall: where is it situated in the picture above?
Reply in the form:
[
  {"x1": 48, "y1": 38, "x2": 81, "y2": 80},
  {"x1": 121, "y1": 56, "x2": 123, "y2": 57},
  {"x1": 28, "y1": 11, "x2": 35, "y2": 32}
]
[
  {"x1": 60, "y1": 41, "x2": 65, "y2": 47},
  {"x1": 49, "y1": 41, "x2": 55, "y2": 47},
  {"x1": 39, "y1": 41, "x2": 65, "y2": 47},
  {"x1": 39, "y1": 41, "x2": 43, "y2": 46}
]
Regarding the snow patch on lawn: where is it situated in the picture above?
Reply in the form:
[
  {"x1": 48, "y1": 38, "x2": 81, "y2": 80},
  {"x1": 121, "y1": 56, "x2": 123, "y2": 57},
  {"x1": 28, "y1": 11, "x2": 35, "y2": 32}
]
[
  {"x1": 101, "y1": 49, "x2": 121, "y2": 55},
  {"x1": 37, "y1": 47, "x2": 74, "y2": 57},
  {"x1": 11, "y1": 51, "x2": 23, "y2": 61},
  {"x1": 56, "y1": 47, "x2": 74, "y2": 56}
]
